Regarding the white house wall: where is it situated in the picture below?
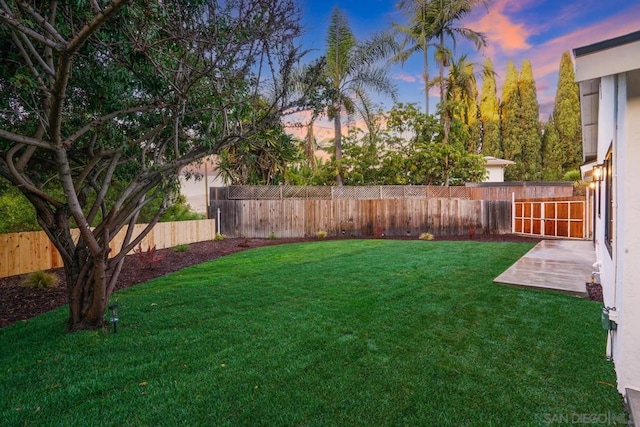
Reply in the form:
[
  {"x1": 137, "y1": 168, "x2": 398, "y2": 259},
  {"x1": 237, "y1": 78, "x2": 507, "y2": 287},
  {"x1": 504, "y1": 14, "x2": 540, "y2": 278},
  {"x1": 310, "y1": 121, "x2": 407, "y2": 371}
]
[
  {"x1": 485, "y1": 165, "x2": 505, "y2": 182},
  {"x1": 596, "y1": 76, "x2": 616, "y2": 310},
  {"x1": 618, "y1": 69, "x2": 640, "y2": 393},
  {"x1": 595, "y1": 71, "x2": 640, "y2": 394}
]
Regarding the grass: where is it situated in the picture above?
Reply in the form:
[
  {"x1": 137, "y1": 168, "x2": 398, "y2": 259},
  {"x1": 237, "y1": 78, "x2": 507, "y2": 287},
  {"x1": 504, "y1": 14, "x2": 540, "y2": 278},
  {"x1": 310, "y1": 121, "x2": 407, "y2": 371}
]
[{"x1": 0, "y1": 240, "x2": 626, "y2": 426}]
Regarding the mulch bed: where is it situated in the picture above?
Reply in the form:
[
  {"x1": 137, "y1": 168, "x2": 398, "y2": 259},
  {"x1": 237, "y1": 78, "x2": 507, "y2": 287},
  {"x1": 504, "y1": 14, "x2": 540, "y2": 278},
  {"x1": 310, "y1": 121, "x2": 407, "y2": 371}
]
[{"x1": 3, "y1": 233, "x2": 600, "y2": 329}]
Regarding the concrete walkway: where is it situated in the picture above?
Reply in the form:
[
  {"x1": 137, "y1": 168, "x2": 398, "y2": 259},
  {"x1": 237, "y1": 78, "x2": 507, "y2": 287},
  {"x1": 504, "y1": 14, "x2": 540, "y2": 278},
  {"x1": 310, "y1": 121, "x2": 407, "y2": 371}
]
[{"x1": 494, "y1": 240, "x2": 596, "y2": 297}]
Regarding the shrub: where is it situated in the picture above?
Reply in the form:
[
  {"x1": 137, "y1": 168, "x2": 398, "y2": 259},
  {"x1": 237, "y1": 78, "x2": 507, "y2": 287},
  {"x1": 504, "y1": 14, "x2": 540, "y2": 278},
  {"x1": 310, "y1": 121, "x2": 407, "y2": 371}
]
[
  {"x1": 173, "y1": 244, "x2": 190, "y2": 252},
  {"x1": 135, "y1": 244, "x2": 168, "y2": 269},
  {"x1": 21, "y1": 270, "x2": 58, "y2": 289},
  {"x1": 418, "y1": 232, "x2": 434, "y2": 241},
  {"x1": 268, "y1": 232, "x2": 277, "y2": 240},
  {"x1": 316, "y1": 230, "x2": 328, "y2": 239},
  {"x1": 213, "y1": 232, "x2": 226, "y2": 241}
]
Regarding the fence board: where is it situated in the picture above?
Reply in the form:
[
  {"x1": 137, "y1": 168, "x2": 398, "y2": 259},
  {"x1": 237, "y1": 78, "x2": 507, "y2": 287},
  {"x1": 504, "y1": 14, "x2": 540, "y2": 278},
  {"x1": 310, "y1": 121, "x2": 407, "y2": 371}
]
[{"x1": 0, "y1": 219, "x2": 216, "y2": 279}]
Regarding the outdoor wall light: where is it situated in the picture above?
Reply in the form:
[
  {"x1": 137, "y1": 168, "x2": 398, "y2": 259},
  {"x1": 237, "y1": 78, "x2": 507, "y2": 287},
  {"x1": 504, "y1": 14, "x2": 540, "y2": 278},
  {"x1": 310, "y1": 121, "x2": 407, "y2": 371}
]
[
  {"x1": 108, "y1": 304, "x2": 119, "y2": 333},
  {"x1": 592, "y1": 164, "x2": 604, "y2": 182}
]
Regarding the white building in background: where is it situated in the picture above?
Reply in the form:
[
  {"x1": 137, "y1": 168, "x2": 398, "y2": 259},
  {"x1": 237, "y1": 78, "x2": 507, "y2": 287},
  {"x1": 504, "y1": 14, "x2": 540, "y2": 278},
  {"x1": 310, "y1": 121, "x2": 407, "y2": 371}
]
[
  {"x1": 179, "y1": 156, "x2": 224, "y2": 215},
  {"x1": 574, "y1": 30, "x2": 640, "y2": 410},
  {"x1": 483, "y1": 156, "x2": 515, "y2": 182}
]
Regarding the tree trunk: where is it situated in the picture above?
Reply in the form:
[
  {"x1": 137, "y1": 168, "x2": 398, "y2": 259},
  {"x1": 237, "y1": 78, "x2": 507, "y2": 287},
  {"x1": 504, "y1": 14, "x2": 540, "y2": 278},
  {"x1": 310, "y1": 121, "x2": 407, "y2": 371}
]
[
  {"x1": 423, "y1": 43, "x2": 429, "y2": 115},
  {"x1": 66, "y1": 246, "x2": 111, "y2": 331},
  {"x1": 334, "y1": 105, "x2": 344, "y2": 186}
]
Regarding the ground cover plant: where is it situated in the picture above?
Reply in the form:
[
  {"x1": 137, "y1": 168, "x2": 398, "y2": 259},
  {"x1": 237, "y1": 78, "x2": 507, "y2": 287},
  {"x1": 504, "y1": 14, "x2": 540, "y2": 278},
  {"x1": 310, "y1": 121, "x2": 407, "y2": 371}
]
[{"x1": 0, "y1": 240, "x2": 626, "y2": 425}]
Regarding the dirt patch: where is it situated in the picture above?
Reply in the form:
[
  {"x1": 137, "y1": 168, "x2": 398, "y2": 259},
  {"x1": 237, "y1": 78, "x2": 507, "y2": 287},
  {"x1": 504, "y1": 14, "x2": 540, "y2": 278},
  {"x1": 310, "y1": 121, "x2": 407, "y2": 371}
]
[{"x1": 1, "y1": 234, "x2": 542, "y2": 328}]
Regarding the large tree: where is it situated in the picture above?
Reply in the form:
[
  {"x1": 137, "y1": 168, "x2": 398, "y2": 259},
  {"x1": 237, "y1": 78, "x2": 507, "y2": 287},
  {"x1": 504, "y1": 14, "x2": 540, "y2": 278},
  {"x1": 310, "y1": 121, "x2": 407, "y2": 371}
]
[
  {"x1": 541, "y1": 116, "x2": 563, "y2": 181},
  {"x1": 429, "y1": 0, "x2": 487, "y2": 118},
  {"x1": 500, "y1": 59, "x2": 542, "y2": 180},
  {"x1": 500, "y1": 60, "x2": 522, "y2": 180},
  {"x1": 553, "y1": 51, "x2": 582, "y2": 172},
  {"x1": 479, "y1": 57, "x2": 501, "y2": 157},
  {"x1": 0, "y1": 0, "x2": 313, "y2": 331},
  {"x1": 324, "y1": 7, "x2": 396, "y2": 185},
  {"x1": 517, "y1": 59, "x2": 542, "y2": 180},
  {"x1": 392, "y1": 0, "x2": 435, "y2": 114}
]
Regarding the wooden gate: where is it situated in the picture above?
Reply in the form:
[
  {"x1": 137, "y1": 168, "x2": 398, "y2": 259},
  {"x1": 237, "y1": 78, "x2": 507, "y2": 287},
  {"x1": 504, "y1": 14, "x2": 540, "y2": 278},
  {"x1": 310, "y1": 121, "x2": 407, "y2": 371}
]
[{"x1": 513, "y1": 196, "x2": 586, "y2": 239}]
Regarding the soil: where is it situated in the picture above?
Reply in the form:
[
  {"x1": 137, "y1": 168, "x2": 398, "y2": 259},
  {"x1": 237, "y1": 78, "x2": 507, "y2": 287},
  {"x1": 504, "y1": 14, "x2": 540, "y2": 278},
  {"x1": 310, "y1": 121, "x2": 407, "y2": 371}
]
[{"x1": 2, "y1": 233, "x2": 601, "y2": 329}]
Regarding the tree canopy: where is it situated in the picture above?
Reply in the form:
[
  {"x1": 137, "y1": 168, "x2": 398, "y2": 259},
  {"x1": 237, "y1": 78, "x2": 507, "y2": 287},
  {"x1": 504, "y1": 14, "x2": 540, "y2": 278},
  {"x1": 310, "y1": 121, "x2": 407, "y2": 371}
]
[{"x1": 0, "y1": 0, "x2": 315, "y2": 331}]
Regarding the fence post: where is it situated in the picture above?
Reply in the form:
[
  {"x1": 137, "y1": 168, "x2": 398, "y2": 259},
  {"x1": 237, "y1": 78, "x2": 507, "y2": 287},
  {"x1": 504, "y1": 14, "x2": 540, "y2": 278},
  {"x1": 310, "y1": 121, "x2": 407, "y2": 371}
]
[
  {"x1": 511, "y1": 192, "x2": 515, "y2": 234},
  {"x1": 541, "y1": 202, "x2": 546, "y2": 237}
]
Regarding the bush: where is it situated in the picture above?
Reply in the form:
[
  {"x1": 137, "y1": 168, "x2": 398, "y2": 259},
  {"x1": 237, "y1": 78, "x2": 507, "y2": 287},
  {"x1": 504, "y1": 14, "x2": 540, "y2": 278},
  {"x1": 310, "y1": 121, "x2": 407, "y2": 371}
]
[
  {"x1": 316, "y1": 230, "x2": 328, "y2": 239},
  {"x1": 213, "y1": 232, "x2": 226, "y2": 241},
  {"x1": 268, "y1": 232, "x2": 277, "y2": 240},
  {"x1": 135, "y1": 244, "x2": 167, "y2": 269},
  {"x1": 173, "y1": 244, "x2": 190, "y2": 252},
  {"x1": 21, "y1": 270, "x2": 58, "y2": 289},
  {"x1": 418, "y1": 232, "x2": 434, "y2": 241}
]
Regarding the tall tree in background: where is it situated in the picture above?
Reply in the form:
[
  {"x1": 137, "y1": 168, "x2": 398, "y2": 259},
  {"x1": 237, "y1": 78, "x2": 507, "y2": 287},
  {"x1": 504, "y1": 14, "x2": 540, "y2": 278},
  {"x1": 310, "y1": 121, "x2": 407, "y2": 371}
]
[
  {"x1": 517, "y1": 59, "x2": 542, "y2": 180},
  {"x1": 393, "y1": 0, "x2": 435, "y2": 114},
  {"x1": 429, "y1": 0, "x2": 487, "y2": 116},
  {"x1": 552, "y1": 51, "x2": 583, "y2": 172},
  {"x1": 324, "y1": 7, "x2": 396, "y2": 185},
  {"x1": 500, "y1": 61, "x2": 522, "y2": 180},
  {"x1": 459, "y1": 61, "x2": 481, "y2": 153},
  {"x1": 541, "y1": 116, "x2": 564, "y2": 180},
  {"x1": 500, "y1": 59, "x2": 542, "y2": 180},
  {"x1": 479, "y1": 57, "x2": 501, "y2": 157},
  {"x1": 438, "y1": 55, "x2": 479, "y2": 152},
  {"x1": 0, "y1": 0, "x2": 312, "y2": 331}
]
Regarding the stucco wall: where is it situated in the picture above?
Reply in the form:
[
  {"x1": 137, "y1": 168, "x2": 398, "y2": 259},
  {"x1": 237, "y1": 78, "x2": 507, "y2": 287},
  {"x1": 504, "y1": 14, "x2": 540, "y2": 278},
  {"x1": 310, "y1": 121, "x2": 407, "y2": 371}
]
[
  {"x1": 595, "y1": 72, "x2": 640, "y2": 394},
  {"x1": 484, "y1": 165, "x2": 505, "y2": 182},
  {"x1": 619, "y1": 70, "x2": 640, "y2": 392}
]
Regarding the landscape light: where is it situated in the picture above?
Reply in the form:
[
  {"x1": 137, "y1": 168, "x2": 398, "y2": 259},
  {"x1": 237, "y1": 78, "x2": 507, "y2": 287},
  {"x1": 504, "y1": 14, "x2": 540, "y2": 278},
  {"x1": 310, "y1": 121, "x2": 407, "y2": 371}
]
[{"x1": 108, "y1": 305, "x2": 119, "y2": 333}]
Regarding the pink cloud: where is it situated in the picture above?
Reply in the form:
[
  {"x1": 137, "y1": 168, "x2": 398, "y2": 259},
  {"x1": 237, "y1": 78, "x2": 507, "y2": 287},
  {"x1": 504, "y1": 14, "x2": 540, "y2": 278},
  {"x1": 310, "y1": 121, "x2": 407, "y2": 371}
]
[
  {"x1": 393, "y1": 71, "x2": 420, "y2": 83},
  {"x1": 465, "y1": 0, "x2": 533, "y2": 57}
]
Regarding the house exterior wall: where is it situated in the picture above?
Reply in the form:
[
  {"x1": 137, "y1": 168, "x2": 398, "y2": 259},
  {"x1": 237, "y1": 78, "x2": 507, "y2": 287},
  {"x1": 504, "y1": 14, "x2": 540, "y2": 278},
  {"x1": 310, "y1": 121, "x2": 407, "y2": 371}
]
[
  {"x1": 484, "y1": 165, "x2": 505, "y2": 182},
  {"x1": 618, "y1": 70, "x2": 640, "y2": 392},
  {"x1": 592, "y1": 72, "x2": 640, "y2": 394}
]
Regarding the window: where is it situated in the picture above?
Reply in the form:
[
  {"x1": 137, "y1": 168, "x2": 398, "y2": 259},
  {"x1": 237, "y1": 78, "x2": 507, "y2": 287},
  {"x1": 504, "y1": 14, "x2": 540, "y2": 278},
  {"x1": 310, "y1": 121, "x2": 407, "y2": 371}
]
[{"x1": 604, "y1": 147, "x2": 613, "y2": 256}]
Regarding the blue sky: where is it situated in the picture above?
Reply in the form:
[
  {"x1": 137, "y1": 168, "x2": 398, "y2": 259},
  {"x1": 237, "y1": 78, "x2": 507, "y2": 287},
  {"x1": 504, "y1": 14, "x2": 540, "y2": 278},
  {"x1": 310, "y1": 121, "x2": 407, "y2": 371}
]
[{"x1": 295, "y1": 0, "x2": 640, "y2": 128}]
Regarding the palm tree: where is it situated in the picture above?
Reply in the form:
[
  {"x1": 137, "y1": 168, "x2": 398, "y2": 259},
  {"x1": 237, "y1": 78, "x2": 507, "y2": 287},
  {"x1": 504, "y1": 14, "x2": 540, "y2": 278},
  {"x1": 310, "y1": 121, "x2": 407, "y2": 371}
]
[
  {"x1": 325, "y1": 7, "x2": 397, "y2": 185},
  {"x1": 392, "y1": 0, "x2": 436, "y2": 114},
  {"x1": 430, "y1": 0, "x2": 487, "y2": 98},
  {"x1": 428, "y1": 0, "x2": 487, "y2": 148}
]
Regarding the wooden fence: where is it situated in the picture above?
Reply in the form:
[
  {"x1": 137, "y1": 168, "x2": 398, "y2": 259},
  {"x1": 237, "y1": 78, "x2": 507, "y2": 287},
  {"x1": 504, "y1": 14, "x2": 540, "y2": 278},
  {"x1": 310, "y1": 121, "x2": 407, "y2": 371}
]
[
  {"x1": 0, "y1": 219, "x2": 216, "y2": 279},
  {"x1": 218, "y1": 185, "x2": 472, "y2": 200},
  {"x1": 211, "y1": 198, "x2": 511, "y2": 238},
  {"x1": 468, "y1": 182, "x2": 574, "y2": 201}
]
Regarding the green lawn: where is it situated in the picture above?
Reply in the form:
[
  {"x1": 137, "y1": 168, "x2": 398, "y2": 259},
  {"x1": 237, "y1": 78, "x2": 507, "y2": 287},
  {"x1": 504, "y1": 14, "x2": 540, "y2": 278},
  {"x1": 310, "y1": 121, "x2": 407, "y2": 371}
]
[{"x1": 0, "y1": 240, "x2": 627, "y2": 426}]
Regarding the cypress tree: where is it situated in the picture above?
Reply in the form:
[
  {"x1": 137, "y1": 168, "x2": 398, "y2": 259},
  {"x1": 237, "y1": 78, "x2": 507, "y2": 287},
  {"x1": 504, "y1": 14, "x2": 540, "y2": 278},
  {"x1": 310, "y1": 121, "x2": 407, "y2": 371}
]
[
  {"x1": 465, "y1": 62, "x2": 482, "y2": 153},
  {"x1": 500, "y1": 60, "x2": 522, "y2": 180},
  {"x1": 517, "y1": 59, "x2": 542, "y2": 180},
  {"x1": 553, "y1": 51, "x2": 582, "y2": 172},
  {"x1": 479, "y1": 57, "x2": 501, "y2": 157},
  {"x1": 541, "y1": 116, "x2": 564, "y2": 180}
]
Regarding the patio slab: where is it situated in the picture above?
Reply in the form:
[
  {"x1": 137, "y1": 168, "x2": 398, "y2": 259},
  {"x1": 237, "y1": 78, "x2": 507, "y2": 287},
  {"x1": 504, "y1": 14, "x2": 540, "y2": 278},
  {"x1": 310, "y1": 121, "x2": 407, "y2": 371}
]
[{"x1": 494, "y1": 239, "x2": 596, "y2": 297}]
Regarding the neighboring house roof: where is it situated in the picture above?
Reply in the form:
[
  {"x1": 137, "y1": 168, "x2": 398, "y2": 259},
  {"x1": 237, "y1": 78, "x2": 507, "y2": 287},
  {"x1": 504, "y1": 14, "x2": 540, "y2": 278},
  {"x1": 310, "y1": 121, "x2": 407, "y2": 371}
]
[
  {"x1": 484, "y1": 156, "x2": 515, "y2": 167},
  {"x1": 573, "y1": 30, "x2": 640, "y2": 163}
]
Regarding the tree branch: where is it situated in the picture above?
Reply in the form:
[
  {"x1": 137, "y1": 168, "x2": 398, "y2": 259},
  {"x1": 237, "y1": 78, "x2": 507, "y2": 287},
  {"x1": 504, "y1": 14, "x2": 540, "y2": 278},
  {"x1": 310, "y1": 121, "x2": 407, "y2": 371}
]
[
  {"x1": 15, "y1": 1, "x2": 67, "y2": 45},
  {"x1": 0, "y1": 129, "x2": 53, "y2": 148},
  {"x1": 63, "y1": 104, "x2": 161, "y2": 146},
  {"x1": 0, "y1": 7, "x2": 64, "y2": 50}
]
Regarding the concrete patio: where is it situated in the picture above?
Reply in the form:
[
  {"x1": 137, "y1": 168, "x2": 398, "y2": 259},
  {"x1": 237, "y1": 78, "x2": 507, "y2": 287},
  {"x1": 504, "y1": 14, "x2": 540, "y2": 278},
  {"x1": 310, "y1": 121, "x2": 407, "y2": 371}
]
[{"x1": 494, "y1": 239, "x2": 596, "y2": 297}]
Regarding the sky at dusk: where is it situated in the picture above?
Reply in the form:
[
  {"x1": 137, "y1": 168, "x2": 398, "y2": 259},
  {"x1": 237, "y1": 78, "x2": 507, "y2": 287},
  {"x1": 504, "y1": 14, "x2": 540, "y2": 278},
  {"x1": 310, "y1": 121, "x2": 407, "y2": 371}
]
[{"x1": 294, "y1": 0, "x2": 640, "y2": 136}]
